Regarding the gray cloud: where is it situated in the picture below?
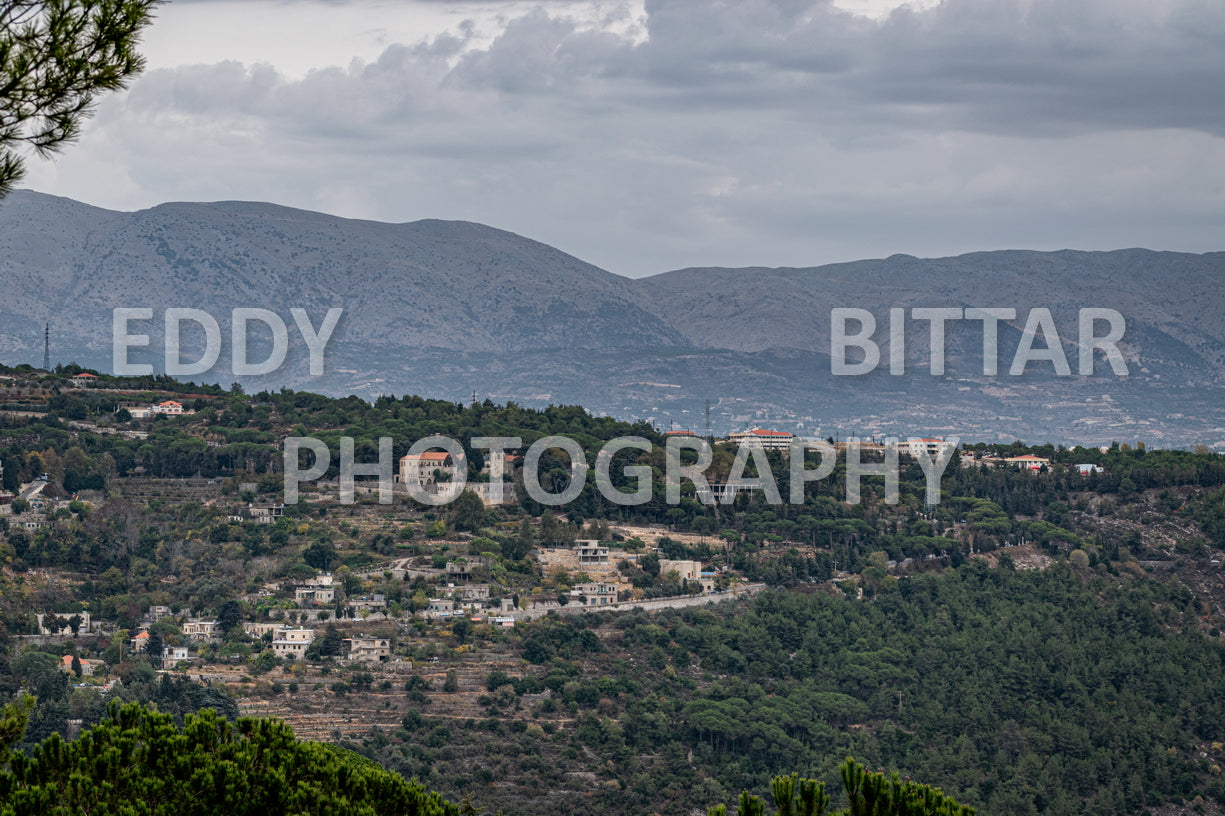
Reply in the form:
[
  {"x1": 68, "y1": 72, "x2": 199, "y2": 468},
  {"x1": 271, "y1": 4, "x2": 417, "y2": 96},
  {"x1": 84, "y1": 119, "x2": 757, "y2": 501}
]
[{"x1": 27, "y1": 0, "x2": 1225, "y2": 276}]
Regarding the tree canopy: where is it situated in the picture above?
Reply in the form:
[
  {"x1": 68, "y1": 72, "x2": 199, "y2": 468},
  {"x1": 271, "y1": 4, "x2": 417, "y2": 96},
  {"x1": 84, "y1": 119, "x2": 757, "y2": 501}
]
[
  {"x1": 0, "y1": 699, "x2": 460, "y2": 816},
  {"x1": 0, "y1": 0, "x2": 163, "y2": 197},
  {"x1": 708, "y1": 759, "x2": 975, "y2": 816}
]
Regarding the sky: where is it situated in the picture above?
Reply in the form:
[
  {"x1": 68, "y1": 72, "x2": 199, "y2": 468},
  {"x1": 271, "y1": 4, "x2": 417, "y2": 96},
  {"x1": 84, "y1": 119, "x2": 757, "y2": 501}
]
[{"x1": 20, "y1": 0, "x2": 1225, "y2": 278}]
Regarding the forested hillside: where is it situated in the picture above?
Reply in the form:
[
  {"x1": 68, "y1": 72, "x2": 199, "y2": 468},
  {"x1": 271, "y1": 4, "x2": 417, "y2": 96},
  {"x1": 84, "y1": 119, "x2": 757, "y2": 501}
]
[
  {"x1": 340, "y1": 567, "x2": 1223, "y2": 815},
  {"x1": 0, "y1": 366, "x2": 1224, "y2": 815}
]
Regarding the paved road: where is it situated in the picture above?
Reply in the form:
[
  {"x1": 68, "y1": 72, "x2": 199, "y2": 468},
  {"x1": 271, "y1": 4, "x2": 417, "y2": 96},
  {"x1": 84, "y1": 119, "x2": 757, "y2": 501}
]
[
  {"x1": 18, "y1": 480, "x2": 48, "y2": 501},
  {"x1": 510, "y1": 583, "x2": 768, "y2": 621}
]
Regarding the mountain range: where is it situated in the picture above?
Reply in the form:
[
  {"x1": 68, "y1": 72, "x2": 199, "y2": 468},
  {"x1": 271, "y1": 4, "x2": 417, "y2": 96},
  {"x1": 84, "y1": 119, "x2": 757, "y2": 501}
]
[{"x1": 2, "y1": 189, "x2": 1223, "y2": 446}]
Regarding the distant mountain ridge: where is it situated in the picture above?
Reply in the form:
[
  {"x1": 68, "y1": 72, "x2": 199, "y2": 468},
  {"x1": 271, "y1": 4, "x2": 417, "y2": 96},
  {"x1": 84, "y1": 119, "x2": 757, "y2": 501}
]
[
  {"x1": 638, "y1": 250, "x2": 1225, "y2": 370},
  {"x1": 0, "y1": 190, "x2": 683, "y2": 356},
  {"x1": 2, "y1": 190, "x2": 1223, "y2": 446}
]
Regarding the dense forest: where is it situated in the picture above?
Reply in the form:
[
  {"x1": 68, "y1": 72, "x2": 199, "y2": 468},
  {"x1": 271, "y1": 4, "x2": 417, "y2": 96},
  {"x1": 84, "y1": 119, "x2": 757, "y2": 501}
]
[{"x1": 340, "y1": 566, "x2": 1225, "y2": 816}]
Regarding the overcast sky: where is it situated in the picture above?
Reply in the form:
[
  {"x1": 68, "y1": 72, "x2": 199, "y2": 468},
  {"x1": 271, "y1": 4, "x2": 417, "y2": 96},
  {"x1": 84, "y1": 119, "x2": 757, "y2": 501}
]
[{"x1": 21, "y1": 0, "x2": 1225, "y2": 278}]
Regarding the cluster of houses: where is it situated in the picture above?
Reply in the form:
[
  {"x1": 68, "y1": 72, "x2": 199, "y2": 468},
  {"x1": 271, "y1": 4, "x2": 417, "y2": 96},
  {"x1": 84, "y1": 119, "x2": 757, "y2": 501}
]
[
  {"x1": 47, "y1": 622, "x2": 398, "y2": 673},
  {"x1": 44, "y1": 587, "x2": 406, "y2": 677},
  {"x1": 712, "y1": 430, "x2": 1111, "y2": 477},
  {"x1": 966, "y1": 451, "x2": 1106, "y2": 474},
  {"x1": 40, "y1": 528, "x2": 737, "y2": 681}
]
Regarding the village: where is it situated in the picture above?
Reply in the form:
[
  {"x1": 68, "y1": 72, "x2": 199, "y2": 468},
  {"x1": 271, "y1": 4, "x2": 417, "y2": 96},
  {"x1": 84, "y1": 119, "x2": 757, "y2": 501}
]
[{"x1": 0, "y1": 370, "x2": 1124, "y2": 745}]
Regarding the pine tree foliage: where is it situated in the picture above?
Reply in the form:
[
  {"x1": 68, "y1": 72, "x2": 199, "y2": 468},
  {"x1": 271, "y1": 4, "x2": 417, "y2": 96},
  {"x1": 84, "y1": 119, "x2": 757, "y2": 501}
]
[
  {"x1": 0, "y1": 701, "x2": 460, "y2": 816},
  {"x1": 709, "y1": 759, "x2": 973, "y2": 816},
  {"x1": 0, "y1": 0, "x2": 162, "y2": 197}
]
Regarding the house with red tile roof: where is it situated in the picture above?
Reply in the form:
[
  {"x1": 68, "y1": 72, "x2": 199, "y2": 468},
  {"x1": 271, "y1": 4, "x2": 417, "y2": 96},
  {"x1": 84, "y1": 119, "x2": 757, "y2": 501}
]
[
  {"x1": 59, "y1": 654, "x2": 100, "y2": 676},
  {"x1": 1004, "y1": 454, "x2": 1051, "y2": 470},
  {"x1": 399, "y1": 450, "x2": 458, "y2": 487}
]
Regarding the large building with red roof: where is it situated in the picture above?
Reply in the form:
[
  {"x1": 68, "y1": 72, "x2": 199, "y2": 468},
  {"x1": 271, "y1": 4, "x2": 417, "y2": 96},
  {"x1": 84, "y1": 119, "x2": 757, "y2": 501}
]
[
  {"x1": 725, "y1": 428, "x2": 796, "y2": 452},
  {"x1": 399, "y1": 450, "x2": 458, "y2": 487}
]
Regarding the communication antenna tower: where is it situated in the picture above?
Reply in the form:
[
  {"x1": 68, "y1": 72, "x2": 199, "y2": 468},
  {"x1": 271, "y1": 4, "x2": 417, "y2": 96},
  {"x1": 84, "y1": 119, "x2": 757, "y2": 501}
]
[{"x1": 43, "y1": 323, "x2": 50, "y2": 371}]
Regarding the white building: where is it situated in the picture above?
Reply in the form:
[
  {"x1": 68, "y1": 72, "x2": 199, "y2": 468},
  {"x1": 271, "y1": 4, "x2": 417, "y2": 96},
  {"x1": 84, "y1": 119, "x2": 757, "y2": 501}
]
[
  {"x1": 36, "y1": 611, "x2": 92, "y2": 636},
  {"x1": 295, "y1": 586, "x2": 336, "y2": 606},
  {"x1": 660, "y1": 560, "x2": 703, "y2": 582},
  {"x1": 345, "y1": 636, "x2": 391, "y2": 662},
  {"x1": 271, "y1": 627, "x2": 315, "y2": 659},
  {"x1": 427, "y1": 598, "x2": 456, "y2": 615},
  {"x1": 249, "y1": 505, "x2": 284, "y2": 524},
  {"x1": 1005, "y1": 454, "x2": 1051, "y2": 471},
  {"x1": 726, "y1": 428, "x2": 795, "y2": 451},
  {"x1": 182, "y1": 619, "x2": 221, "y2": 642},
  {"x1": 398, "y1": 451, "x2": 458, "y2": 486},
  {"x1": 571, "y1": 582, "x2": 624, "y2": 606},
  {"x1": 906, "y1": 438, "x2": 955, "y2": 459},
  {"x1": 707, "y1": 482, "x2": 758, "y2": 502},
  {"x1": 162, "y1": 645, "x2": 190, "y2": 663}
]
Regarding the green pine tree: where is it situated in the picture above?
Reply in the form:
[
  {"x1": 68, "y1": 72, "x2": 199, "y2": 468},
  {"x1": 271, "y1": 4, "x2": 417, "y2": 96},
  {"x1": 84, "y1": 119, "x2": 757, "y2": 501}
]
[{"x1": 0, "y1": 1, "x2": 164, "y2": 198}]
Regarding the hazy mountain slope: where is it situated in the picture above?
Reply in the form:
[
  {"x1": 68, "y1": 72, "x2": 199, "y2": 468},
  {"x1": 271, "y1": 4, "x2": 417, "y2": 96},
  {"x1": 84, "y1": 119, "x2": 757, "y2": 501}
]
[
  {"x1": 2, "y1": 190, "x2": 1224, "y2": 444},
  {"x1": 635, "y1": 249, "x2": 1225, "y2": 383},
  {"x1": 0, "y1": 190, "x2": 685, "y2": 361}
]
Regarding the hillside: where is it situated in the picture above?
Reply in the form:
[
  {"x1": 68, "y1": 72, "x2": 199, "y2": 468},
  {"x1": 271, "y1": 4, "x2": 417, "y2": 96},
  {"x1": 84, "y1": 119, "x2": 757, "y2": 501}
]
[
  {"x1": 0, "y1": 373, "x2": 1224, "y2": 814},
  {"x1": 637, "y1": 249, "x2": 1225, "y2": 367},
  {"x1": 0, "y1": 189, "x2": 684, "y2": 358},
  {"x1": 2, "y1": 191, "x2": 1225, "y2": 444}
]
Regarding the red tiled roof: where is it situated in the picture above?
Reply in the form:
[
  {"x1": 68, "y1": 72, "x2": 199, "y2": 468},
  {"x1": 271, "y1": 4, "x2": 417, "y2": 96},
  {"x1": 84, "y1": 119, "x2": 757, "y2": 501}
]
[
  {"x1": 72, "y1": 373, "x2": 98, "y2": 378},
  {"x1": 750, "y1": 428, "x2": 794, "y2": 437},
  {"x1": 402, "y1": 451, "x2": 451, "y2": 462}
]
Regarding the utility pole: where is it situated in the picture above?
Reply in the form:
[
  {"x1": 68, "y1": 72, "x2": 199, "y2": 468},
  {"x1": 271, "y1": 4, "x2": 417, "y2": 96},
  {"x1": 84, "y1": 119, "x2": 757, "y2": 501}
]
[{"x1": 43, "y1": 323, "x2": 50, "y2": 371}]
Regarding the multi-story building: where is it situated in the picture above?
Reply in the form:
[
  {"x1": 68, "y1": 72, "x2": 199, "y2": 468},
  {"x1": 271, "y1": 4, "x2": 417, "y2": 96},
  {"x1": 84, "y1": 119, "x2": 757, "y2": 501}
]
[
  {"x1": 345, "y1": 636, "x2": 392, "y2": 662},
  {"x1": 576, "y1": 541, "x2": 609, "y2": 566},
  {"x1": 162, "y1": 645, "x2": 190, "y2": 663},
  {"x1": 182, "y1": 619, "x2": 221, "y2": 642},
  {"x1": 398, "y1": 451, "x2": 458, "y2": 487},
  {"x1": 906, "y1": 438, "x2": 955, "y2": 459},
  {"x1": 295, "y1": 585, "x2": 336, "y2": 606},
  {"x1": 725, "y1": 428, "x2": 795, "y2": 451},
  {"x1": 571, "y1": 582, "x2": 625, "y2": 606},
  {"x1": 272, "y1": 627, "x2": 315, "y2": 659}
]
